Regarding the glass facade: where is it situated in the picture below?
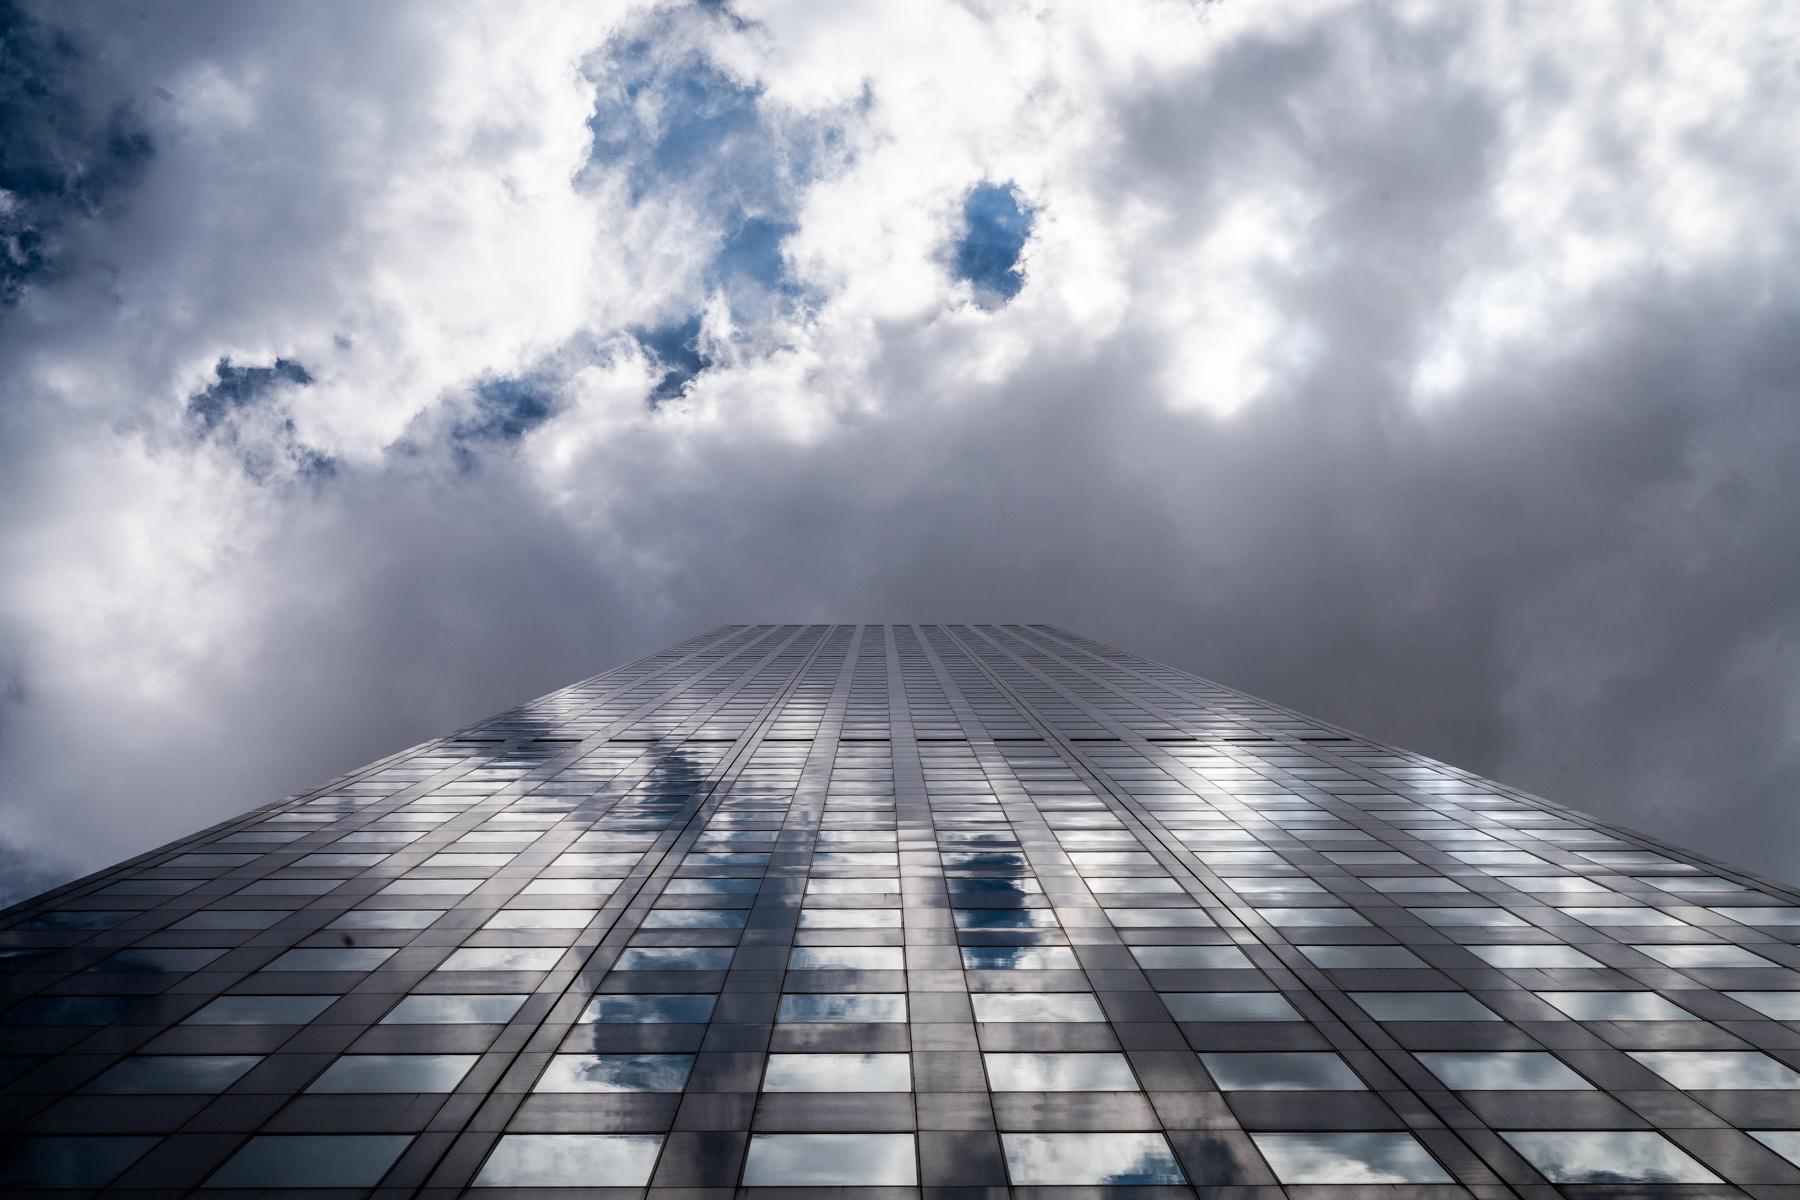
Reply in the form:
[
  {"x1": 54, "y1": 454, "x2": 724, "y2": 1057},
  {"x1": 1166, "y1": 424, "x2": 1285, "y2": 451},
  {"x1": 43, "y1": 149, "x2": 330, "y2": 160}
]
[{"x1": 5, "y1": 622, "x2": 1800, "y2": 1195}]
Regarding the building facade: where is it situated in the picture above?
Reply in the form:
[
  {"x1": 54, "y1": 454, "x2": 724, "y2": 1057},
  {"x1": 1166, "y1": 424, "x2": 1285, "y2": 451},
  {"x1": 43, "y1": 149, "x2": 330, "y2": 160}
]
[{"x1": 5, "y1": 623, "x2": 1800, "y2": 1196}]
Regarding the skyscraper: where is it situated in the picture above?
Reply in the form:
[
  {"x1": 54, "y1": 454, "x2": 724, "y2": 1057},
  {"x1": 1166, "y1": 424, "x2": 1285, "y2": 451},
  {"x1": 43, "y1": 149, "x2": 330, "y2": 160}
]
[{"x1": 5, "y1": 623, "x2": 1800, "y2": 1194}]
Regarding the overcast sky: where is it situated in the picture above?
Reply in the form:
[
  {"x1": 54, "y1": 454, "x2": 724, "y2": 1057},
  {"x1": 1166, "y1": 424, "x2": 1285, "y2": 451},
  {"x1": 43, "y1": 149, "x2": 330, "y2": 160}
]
[{"x1": 3, "y1": 0, "x2": 1799, "y2": 904}]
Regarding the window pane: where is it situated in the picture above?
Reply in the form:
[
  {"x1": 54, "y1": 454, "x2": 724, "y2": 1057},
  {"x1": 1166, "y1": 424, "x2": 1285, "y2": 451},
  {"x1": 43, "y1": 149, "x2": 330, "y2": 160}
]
[
  {"x1": 437, "y1": 947, "x2": 564, "y2": 971},
  {"x1": 613, "y1": 947, "x2": 733, "y2": 971},
  {"x1": 472, "y1": 1135, "x2": 661, "y2": 1187},
  {"x1": 0, "y1": 1137, "x2": 161, "y2": 1188},
  {"x1": 777, "y1": 994, "x2": 906, "y2": 1023},
  {"x1": 329, "y1": 909, "x2": 443, "y2": 930},
  {"x1": 788, "y1": 946, "x2": 905, "y2": 970},
  {"x1": 5, "y1": 996, "x2": 144, "y2": 1026},
  {"x1": 534, "y1": 1054, "x2": 694, "y2": 1093},
  {"x1": 13, "y1": 911, "x2": 133, "y2": 930},
  {"x1": 1636, "y1": 944, "x2": 1774, "y2": 968},
  {"x1": 170, "y1": 910, "x2": 291, "y2": 931},
  {"x1": 262, "y1": 947, "x2": 395, "y2": 972},
  {"x1": 1163, "y1": 993, "x2": 1300, "y2": 1022},
  {"x1": 742, "y1": 1134, "x2": 917, "y2": 1186},
  {"x1": 1251, "y1": 1132, "x2": 1451, "y2": 1184},
  {"x1": 1130, "y1": 946, "x2": 1254, "y2": 970},
  {"x1": 1350, "y1": 992, "x2": 1500, "y2": 1022},
  {"x1": 381, "y1": 995, "x2": 525, "y2": 1024},
  {"x1": 88, "y1": 948, "x2": 224, "y2": 974},
  {"x1": 1416, "y1": 1052, "x2": 1592, "y2": 1091},
  {"x1": 186, "y1": 996, "x2": 336, "y2": 1025},
  {"x1": 306, "y1": 1054, "x2": 478, "y2": 1093},
  {"x1": 1468, "y1": 945, "x2": 1602, "y2": 969},
  {"x1": 1001, "y1": 1132, "x2": 1184, "y2": 1185},
  {"x1": 764, "y1": 1053, "x2": 911, "y2": 1092},
  {"x1": 1201, "y1": 1052, "x2": 1365, "y2": 1091},
  {"x1": 1535, "y1": 991, "x2": 1696, "y2": 1021},
  {"x1": 971, "y1": 993, "x2": 1104, "y2": 1022},
  {"x1": 1726, "y1": 991, "x2": 1800, "y2": 1020},
  {"x1": 1300, "y1": 946, "x2": 1426, "y2": 969},
  {"x1": 1501, "y1": 1131, "x2": 1719, "y2": 1183},
  {"x1": 82, "y1": 1056, "x2": 261, "y2": 1094},
  {"x1": 962, "y1": 946, "x2": 1079, "y2": 970},
  {"x1": 206, "y1": 1135, "x2": 413, "y2": 1188},
  {"x1": 984, "y1": 1053, "x2": 1138, "y2": 1091},
  {"x1": 1628, "y1": 1051, "x2": 1800, "y2": 1090}
]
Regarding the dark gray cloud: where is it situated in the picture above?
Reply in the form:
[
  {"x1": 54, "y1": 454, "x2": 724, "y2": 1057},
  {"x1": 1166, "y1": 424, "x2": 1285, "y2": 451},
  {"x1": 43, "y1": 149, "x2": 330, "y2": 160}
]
[
  {"x1": 3, "y1": 0, "x2": 1799, "y2": 905},
  {"x1": 0, "y1": 0, "x2": 154, "y2": 305}
]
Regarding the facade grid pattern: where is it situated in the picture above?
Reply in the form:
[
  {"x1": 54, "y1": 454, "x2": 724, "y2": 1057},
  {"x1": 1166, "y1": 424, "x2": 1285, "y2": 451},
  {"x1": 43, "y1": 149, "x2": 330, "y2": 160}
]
[{"x1": 5, "y1": 623, "x2": 1800, "y2": 1197}]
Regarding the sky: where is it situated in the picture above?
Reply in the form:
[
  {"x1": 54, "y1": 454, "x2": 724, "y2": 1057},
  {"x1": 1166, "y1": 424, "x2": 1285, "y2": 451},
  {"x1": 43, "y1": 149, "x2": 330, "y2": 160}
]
[{"x1": 3, "y1": 0, "x2": 1800, "y2": 904}]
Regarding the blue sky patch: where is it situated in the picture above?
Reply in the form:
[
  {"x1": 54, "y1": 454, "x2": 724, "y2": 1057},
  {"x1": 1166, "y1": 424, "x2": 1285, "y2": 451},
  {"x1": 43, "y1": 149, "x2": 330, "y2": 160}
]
[
  {"x1": 636, "y1": 314, "x2": 708, "y2": 407},
  {"x1": 434, "y1": 374, "x2": 563, "y2": 471},
  {"x1": 456, "y1": 376, "x2": 558, "y2": 444},
  {"x1": 714, "y1": 215, "x2": 797, "y2": 294},
  {"x1": 184, "y1": 357, "x2": 332, "y2": 484},
  {"x1": 581, "y1": 15, "x2": 856, "y2": 341},
  {"x1": 585, "y1": 50, "x2": 770, "y2": 206},
  {"x1": 954, "y1": 182, "x2": 1033, "y2": 305},
  {"x1": 186, "y1": 357, "x2": 313, "y2": 430}
]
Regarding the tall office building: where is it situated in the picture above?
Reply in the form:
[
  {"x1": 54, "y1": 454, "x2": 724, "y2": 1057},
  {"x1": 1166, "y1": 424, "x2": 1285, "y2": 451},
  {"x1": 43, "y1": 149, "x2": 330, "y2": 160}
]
[{"x1": 5, "y1": 623, "x2": 1800, "y2": 1196}]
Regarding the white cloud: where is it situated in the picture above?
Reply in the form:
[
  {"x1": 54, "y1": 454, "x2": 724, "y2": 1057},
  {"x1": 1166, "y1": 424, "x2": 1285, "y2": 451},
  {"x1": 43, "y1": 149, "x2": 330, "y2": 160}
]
[{"x1": 5, "y1": 0, "x2": 1800, "y2": 895}]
